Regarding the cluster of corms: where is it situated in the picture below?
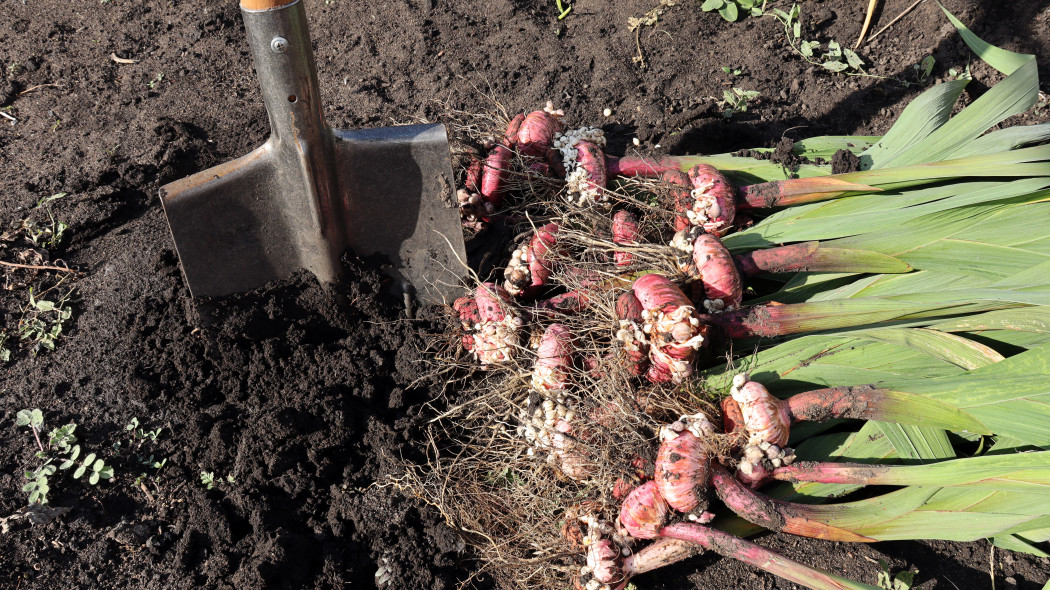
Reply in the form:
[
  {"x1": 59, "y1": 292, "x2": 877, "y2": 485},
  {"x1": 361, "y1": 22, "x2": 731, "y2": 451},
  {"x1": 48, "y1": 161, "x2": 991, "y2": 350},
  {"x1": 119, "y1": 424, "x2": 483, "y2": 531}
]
[
  {"x1": 576, "y1": 373, "x2": 901, "y2": 590},
  {"x1": 451, "y1": 107, "x2": 906, "y2": 589}
]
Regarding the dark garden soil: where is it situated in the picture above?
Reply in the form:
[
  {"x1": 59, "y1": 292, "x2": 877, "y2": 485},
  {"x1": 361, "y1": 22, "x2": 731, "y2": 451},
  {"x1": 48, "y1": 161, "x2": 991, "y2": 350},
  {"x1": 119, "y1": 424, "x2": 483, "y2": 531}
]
[{"x1": 1, "y1": 1, "x2": 1049, "y2": 588}]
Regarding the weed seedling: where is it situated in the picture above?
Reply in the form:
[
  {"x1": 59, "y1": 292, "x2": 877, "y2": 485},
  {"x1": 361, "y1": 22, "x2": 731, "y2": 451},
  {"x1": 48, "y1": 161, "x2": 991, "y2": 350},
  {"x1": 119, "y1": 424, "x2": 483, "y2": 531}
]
[
  {"x1": 147, "y1": 73, "x2": 164, "y2": 89},
  {"x1": 554, "y1": 0, "x2": 571, "y2": 20},
  {"x1": 200, "y1": 471, "x2": 235, "y2": 490},
  {"x1": 21, "y1": 192, "x2": 69, "y2": 250},
  {"x1": 773, "y1": 5, "x2": 867, "y2": 76},
  {"x1": 721, "y1": 65, "x2": 743, "y2": 76},
  {"x1": 16, "y1": 409, "x2": 112, "y2": 504},
  {"x1": 16, "y1": 408, "x2": 45, "y2": 453},
  {"x1": 719, "y1": 88, "x2": 760, "y2": 118},
  {"x1": 876, "y1": 559, "x2": 918, "y2": 590},
  {"x1": 0, "y1": 331, "x2": 11, "y2": 363},
  {"x1": 701, "y1": 0, "x2": 764, "y2": 22},
  {"x1": 115, "y1": 417, "x2": 168, "y2": 493},
  {"x1": 17, "y1": 286, "x2": 74, "y2": 354},
  {"x1": 913, "y1": 55, "x2": 936, "y2": 85},
  {"x1": 948, "y1": 63, "x2": 973, "y2": 81}
]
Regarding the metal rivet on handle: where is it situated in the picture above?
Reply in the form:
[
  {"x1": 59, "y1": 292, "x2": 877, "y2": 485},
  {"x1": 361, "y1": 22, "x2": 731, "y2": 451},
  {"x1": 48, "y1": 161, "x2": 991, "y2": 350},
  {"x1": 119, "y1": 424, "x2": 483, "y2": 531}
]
[{"x1": 270, "y1": 37, "x2": 289, "y2": 53}]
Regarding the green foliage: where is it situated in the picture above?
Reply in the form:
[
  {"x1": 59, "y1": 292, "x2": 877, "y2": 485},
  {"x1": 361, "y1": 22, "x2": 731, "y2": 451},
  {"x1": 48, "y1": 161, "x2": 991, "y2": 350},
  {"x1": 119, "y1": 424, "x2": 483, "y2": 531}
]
[
  {"x1": 914, "y1": 56, "x2": 936, "y2": 85},
  {"x1": 554, "y1": 0, "x2": 572, "y2": 20},
  {"x1": 21, "y1": 192, "x2": 69, "y2": 250},
  {"x1": 876, "y1": 561, "x2": 917, "y2": 590},
  {"x1": 16, "y1": 408, "x2": 44, "y2": 430},
  {"x1": 69, "y1": 449, "x2": 114, "y2": 485},
  {"x1": 15, "y1": 409, "x2": 112, "y2": 504},
  {"x1": 125, "y1": 417, "x2": 163, "y2": 442},
  {"x1": 114, "y1": 417, "x2": 167, "y2": 489},
  {"x1": 17, "y1": 287, "x2": 74, "y2": 354},
  {"x1": 773, "y1": 5, "x2": 867, "y2": 76},
  {"x1": 0, "y1": 332, "x2": 10, "y2": 362},
  {"x1": 701, "y1": 0, "x2": 764, "y2": 22},
  {"x1": 719, "y1": 87, "x2": 760, "y2": 118},
  {"x1": 23, "y1": 464, "x2": 55, "y2": 504},
  {"x1": 200, "y1": 471, "x2": 235, "y2": 490},
  {"x1": 47, "y1": 423, "x2": 77, "y2": 454}
]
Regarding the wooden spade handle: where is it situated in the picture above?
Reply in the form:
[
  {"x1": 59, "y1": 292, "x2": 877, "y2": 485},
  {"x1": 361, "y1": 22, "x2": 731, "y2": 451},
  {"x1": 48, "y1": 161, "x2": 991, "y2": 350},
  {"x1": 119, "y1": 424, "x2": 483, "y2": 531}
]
[{"x1": 240, "y1": 0, "x2": 296, "y2": 10}]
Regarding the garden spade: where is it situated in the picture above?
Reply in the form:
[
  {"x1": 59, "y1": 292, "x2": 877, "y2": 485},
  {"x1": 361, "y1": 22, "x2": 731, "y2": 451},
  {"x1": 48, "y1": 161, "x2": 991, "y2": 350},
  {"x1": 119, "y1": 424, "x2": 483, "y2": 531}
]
[{"x1": 159, "y1": 0, "x2": 467, "y2": 303}]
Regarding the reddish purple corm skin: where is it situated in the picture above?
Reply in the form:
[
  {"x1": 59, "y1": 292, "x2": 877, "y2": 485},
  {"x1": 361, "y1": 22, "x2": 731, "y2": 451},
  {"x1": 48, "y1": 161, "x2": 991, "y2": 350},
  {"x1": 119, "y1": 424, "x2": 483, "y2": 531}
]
[
  {"x1": 516, "y1": 110, "x2": 563, "y2": 159},
  {"x1": 612, "y1": 211, "x2": 640, "y2": 267},
  {"x1": 475, "y1": 282, "x2": 511, "y2": 322},
  {"x1": 465, "y1": 157, "x2": 483, "y2": 194},
  {"x1": 505, "y1": 222, "x2": 560, "y2": 298},
  {"x1": 733, "y1": 380, "x2": 791, "y2": 446},
  {"x1": 453, "y1": 295, "x2": 479, "y2": 353},
  {"x1": 586, "y1": 539, "x2": 623, "y2": 585},
  {"x1": 687, "y1": 164, "x2": 736, "y2": 236},
  {"x1": 721, "y1": 396, "x2": 745, "y2": 438},
  {"x1": 619, "y1": 480, "x2": 668, "y2": 540},
  {"x1": 632, "y1": 274, "x2": 705, "y2": 384},
  {"x1": 663, "y1": 169, "x2": 694, "y2": 232},
  {"x1": 532, "y1": 323, "x2": 572, "y2": 392},
  {"x1": 533, "y1": 290, "x2": 590, "y2": 315},
  {"x1": 655, "y1": 431, "x2": 710, "y2": 514},
  {"x1": 528, "y1": 223, "x2": 560, "y2": 289},
  {"x1": 632, "y1": 274, "x2": 692, "y2": 315},
  {"x1": 692, "y1": 233, "x2": 743, "y2": 310},
  {"x1": 480, "y1": 145, "x2": 512, "y2": 205},
  {"x1": 503, "y1": 113, "x2": 525, "y2": 147},
  {"x1": 573, "y1": 140, "x2": 608, "y2": 201}
]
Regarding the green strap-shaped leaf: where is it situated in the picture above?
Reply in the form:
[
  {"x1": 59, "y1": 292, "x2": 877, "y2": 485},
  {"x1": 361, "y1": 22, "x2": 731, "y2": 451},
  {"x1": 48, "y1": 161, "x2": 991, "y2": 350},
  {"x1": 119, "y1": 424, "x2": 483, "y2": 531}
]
[
  {"x1": 851, "y1": 328, "x2": 1005, "y2": 370},
  {"x1": 938, "y1": 2, "x2": 1033, "y2": 75},
  {"x1": 860, "y1": 79, "x2": 969, "y2": 170}
]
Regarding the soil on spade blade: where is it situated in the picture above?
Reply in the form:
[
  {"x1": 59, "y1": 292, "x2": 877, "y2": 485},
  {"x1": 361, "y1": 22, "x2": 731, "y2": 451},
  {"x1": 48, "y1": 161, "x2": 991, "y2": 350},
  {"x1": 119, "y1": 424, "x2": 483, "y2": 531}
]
[{"x1": 1, "y1": 1, "x2": 1048, "y2": 589}]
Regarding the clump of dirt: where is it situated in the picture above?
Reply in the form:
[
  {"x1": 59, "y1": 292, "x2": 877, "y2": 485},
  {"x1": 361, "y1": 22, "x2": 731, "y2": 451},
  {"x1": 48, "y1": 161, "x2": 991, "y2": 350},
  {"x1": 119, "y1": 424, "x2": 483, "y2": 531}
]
[{"x1": 831, "y1": 148, "x2": 863, "y2": 174}]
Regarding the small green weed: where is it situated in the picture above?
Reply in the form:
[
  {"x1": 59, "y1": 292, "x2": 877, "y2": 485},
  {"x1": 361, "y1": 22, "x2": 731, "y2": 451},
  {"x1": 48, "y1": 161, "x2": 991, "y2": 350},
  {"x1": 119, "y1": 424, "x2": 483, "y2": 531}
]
[
  {"x1": 773, "y1": 5, "x2": 866, "y2": 75},
  {"x1": 21, "y1": 192, "x2": 69, "y2": 250},
  {"x1": 147, "y1": 73, "x2": 164, "y2": 89},
  {"x1": 0, "y1": 331, "x2": 11, "y2": 363},
  {"x1": 200, "y1": 471, "x2": 235, "y2": 490},
  {"x1": 701, "y1": 0, "x2": 764, "y2": 22},
  {"x1": 1036, "y1": 91, "x2": 1049, "y2": 116},
  {"x1": 913, "y1": 55, "x2": 936, "y2": 85},
  {"x1": 16, "y1": 409, "x2": 113, "y2": 504},
  {"x1": 17, "y1": 286, "x2": 74, "y2": 354},
  {"x1": 719, "y1": 87, "x2": 760, "y2": 118},
  {"x1": 876, "y1": 560, "x2": 918, "y2": 590},
  {"x1": 948, "y1": 63, "x2": 973, "y2": 81},
  {"x1": 721, "y1": 65, "x2": 744, "y2": 76},
  {"x1": 125, "y1": 417, "x2": 163, "y2": 443},
  {"x1": 554, "y1": 0, "x2": 572, "y2": 20},
  {"x1": 113, "y1": 417, "x2": 168, "y2": 490}
]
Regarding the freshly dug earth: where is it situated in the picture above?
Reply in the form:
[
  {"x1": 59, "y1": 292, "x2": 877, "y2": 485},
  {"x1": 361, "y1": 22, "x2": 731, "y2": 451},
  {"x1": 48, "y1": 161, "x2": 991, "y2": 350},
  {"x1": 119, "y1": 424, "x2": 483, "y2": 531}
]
[{"x1": 1, "y1": 1, "x2": 1048, "y2": 589}]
